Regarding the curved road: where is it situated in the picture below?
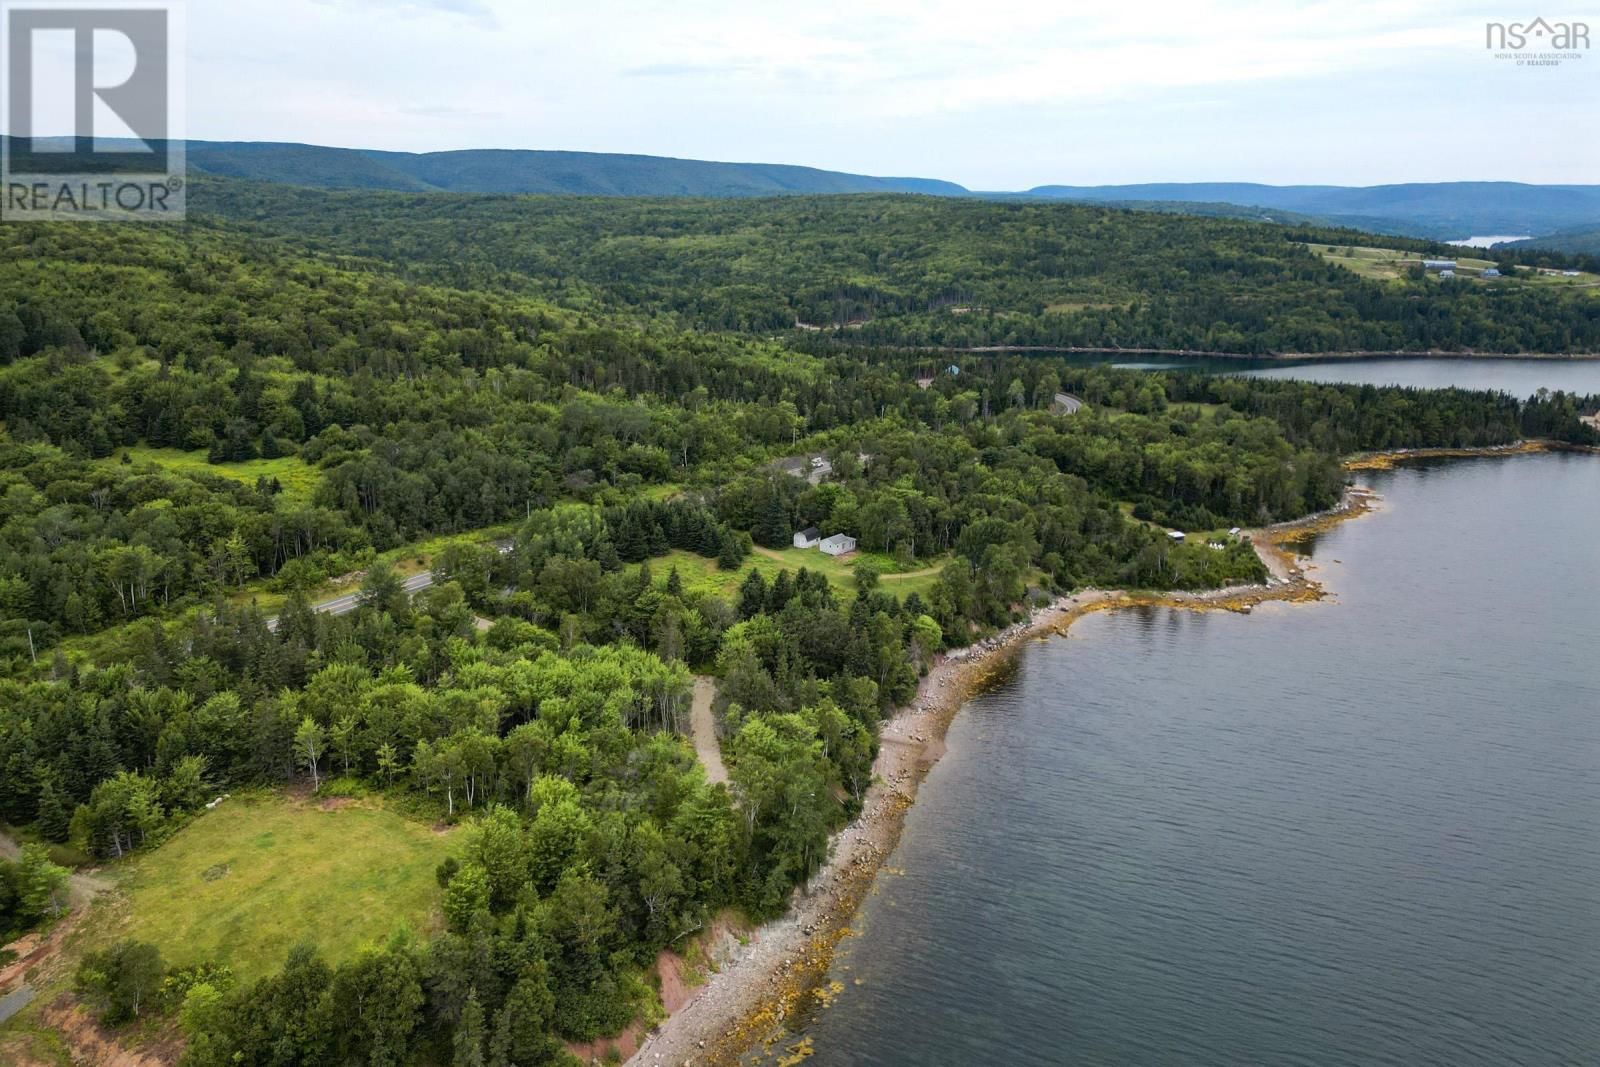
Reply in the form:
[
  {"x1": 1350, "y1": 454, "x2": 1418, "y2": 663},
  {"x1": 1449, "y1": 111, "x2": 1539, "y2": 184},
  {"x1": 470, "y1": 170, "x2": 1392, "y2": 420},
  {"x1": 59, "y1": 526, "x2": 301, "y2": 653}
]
[{"x1": 265, "y1": 540, "x2": 512, "y2": 632}]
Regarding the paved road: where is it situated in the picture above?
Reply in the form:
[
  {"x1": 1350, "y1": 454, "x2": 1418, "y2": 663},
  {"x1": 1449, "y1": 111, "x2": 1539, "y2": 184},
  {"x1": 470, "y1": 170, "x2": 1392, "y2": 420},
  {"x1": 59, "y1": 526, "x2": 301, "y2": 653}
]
[
  {"x1": 264, "y1": 570, "x2": 434, "y2": 632},
  {"x1": 266, "y1": 540, "x2": 513, "y2": 631},
  {"x1": 0, "y1": 983, "x2": 35, "y2": 1025}
]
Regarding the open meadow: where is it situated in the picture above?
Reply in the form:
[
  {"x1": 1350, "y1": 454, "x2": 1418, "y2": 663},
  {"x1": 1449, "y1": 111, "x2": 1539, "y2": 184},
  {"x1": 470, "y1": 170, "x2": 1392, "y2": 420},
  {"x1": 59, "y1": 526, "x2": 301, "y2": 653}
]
[
  {"x1": 90, "y1": 791, "x2": 456, "y2": 982},
  {"x1": 642, "y1": 545, "x2": 946, "y2": 602},
  {"x1": 1303, "y1": 241, "x2": 1600, "y2": 287}
]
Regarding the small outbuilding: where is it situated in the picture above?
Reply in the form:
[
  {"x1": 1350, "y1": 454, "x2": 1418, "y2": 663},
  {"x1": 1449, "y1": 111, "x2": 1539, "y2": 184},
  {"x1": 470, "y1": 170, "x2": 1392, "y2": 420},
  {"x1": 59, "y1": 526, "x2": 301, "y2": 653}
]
[
  {"x1": 793, "y1": 526, "x2": 822, "y2": 549},
  {"x1": 1482, "y1": 268, "x2": 1501, "y2": 277},
  {"x1": 820, "y1": 533, "x2": 857, "y2": 556},
  {"x1": 1166, "y1": 530, "x2": 1186, "y2": 543},
  {"x1": 1423, "y1": 259, "x2": 1457, "y2": 271}
]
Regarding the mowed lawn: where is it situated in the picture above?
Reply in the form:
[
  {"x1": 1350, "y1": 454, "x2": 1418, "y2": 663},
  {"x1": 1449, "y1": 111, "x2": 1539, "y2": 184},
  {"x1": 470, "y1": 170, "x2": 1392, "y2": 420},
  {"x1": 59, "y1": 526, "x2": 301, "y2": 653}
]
[
  {"x1": 643, "y1": 546, "x2": 946, "y2": 602},
  {"x1": 110, "y1": 791, "x2": 456, "y2": 980}
]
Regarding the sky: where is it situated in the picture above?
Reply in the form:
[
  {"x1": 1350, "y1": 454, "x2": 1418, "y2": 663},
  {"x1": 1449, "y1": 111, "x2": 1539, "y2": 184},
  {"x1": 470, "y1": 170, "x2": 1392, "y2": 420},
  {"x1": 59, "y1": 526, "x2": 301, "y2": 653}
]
[{"x1": 109, "y1": 0, "x2": 1600, "y2": 187}]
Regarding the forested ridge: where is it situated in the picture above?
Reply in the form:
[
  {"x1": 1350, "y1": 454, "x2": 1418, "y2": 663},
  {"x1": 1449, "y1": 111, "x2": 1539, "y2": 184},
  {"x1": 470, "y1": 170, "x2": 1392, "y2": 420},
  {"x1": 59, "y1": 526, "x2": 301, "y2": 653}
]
[
  {"x1": 1, "y1": 202, "x2": 1597, "y2": 1067},
  {"x1": 192, "y1": 182, "x2": 1600, "y2": 354}
]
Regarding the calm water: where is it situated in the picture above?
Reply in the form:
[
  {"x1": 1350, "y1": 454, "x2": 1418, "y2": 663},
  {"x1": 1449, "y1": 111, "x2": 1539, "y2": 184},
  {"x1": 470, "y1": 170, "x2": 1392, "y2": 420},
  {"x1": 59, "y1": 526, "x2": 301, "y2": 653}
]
[
  {"x1": 1233, "y1": 358, "x2": 1600, "y2": 394},
  {"x1": 1447, "y1": 236, "x2": 1532, "y2": 249},
  {"x1": 786, "y1": 452, "x2": 1600, "y2": 1066},
  {"x1": 1101, "y1": 355, "x2": 1600, "y2": 395}
]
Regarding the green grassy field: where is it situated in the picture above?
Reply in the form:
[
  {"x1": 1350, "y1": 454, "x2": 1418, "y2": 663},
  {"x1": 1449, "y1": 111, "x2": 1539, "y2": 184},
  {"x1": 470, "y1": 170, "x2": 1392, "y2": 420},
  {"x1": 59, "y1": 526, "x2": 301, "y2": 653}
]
[
  {"x1": 101, "y1": 446, "x2": 322, "y2": 507},
  {"x1": 102, "y1": 791, "x2": 456, "y2": 980},
  {"x1": 643, "y1": 545, "x2": 946, "y2": 602},
  {"x1": 1303, "y1": 242, "x2": 1600, "y2": 288}
]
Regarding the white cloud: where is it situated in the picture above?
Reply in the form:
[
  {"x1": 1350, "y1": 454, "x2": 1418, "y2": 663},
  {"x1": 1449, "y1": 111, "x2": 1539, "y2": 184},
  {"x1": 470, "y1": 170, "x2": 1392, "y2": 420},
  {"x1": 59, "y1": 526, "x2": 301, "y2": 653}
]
[{"x1": 177, "y1": 0, "x2": 1598, "y2": 185}]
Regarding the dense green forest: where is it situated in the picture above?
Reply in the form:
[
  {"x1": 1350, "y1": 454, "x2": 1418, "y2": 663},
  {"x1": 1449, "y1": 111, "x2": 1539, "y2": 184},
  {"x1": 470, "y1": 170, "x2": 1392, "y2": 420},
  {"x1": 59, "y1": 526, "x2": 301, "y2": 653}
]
[
  {"x1": 192, "y1": 182, "x2": 1600, "y2": 354},
  {"x1": 1506, "y1": 227, "x2": 1600, "y2": 259},
  {"x1": 1, "y1": 199, "x2": 1597, "y2": 1067}
]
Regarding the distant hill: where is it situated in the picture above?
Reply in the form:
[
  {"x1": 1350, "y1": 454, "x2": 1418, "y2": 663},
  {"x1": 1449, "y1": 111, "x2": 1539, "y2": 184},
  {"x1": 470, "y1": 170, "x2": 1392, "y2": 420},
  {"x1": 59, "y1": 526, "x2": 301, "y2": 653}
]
[
  {"x1": 8, "y1": 136, "x2": 1598, "y2": 238},
  {"x1": 179, "y1": 149, "x2": 1600, "y2": 236},
  {"x1": 1017, "y1": 182, "x2": 1600, "y2": 240},
  {"x1": 1500, "y1": 227, "x2": 1600, "y2": 257},
  {"x1": 181, "y1": 140, "x2": 970, "y2": 198},
  {"x1": 0, "y1": 136, "x2": 969, "y2": 197}
]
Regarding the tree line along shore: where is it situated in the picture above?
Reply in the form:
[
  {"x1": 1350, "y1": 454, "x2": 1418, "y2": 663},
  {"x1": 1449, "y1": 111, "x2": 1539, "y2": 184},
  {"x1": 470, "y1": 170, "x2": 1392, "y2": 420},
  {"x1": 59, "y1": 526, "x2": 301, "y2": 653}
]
[{"x1": 1, "y1": 198, "x2": 1598, "y2": 1067}]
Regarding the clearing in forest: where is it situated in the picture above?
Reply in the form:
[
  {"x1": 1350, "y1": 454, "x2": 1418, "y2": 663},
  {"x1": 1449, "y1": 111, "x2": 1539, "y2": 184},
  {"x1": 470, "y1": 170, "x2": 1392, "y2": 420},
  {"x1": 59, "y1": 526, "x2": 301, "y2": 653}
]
[
  {"x1": 97, "y1": 791, "x2": 456, "y2": 981},
  {"x1": 644, "y1": 546, "x2": 945, "y2": 602}
]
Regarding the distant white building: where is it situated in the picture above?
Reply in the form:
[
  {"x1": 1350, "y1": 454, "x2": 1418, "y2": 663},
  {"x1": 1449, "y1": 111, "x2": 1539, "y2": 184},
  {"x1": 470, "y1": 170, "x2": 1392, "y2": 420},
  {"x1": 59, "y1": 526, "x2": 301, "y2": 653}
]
[
  {"x1": 1563, "y1": 270, "x2": 1581, "y2": 277},
  {"x1": 1166, "y1": 530, "x2": 1186, "y2": 542},
  {"x1": 1482, "y1": 268, "x2": 1501, "y2": 277},
  {"x1": 1423, "y1": 259, "x2": 1457, "y2": 271},
  {"x1": 793, "y1": 526, "x2": 821, "y2": 549},
  {"x1": 1438, "y1": 270, "x2": 1455, "y2": 279},
  {"x1": 820, "y1": 533, "x2": 857, "y2": 556}
]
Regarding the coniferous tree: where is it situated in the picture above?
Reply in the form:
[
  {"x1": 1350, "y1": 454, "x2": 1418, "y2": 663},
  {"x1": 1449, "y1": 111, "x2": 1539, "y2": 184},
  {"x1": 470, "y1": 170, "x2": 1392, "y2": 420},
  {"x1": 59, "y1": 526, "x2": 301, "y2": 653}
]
[{"x1": 35, "y1": 778, "x2": 71, "y2": 842}]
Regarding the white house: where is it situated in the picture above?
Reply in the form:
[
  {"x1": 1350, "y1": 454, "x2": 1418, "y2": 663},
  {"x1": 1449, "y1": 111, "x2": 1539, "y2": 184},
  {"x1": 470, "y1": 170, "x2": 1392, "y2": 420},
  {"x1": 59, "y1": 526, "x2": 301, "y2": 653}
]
[
  {"x1": 793, "y1": 526, "x2": 821, "y2": 549},
  {"x1": 820, "y1": 533, "x2": 857, "y2": 556},
  {"x1": 1438, "y1": 270, "x2": 1455, "y2": 279},
  {"x1": 1563, "y1": 270, "x2": 1581, "y2": 277},
  {"x1": 1166, "y1": 530, "x2": 1186, "y2": 542}
]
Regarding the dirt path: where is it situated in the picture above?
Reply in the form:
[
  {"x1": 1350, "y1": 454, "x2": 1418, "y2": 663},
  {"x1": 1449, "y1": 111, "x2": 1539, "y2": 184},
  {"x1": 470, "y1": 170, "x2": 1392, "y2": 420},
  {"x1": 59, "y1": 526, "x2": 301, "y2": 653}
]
[
  {"x1": 627, "y1": 487, "x2": 1382, "y2": 1067},
  {"x1": 882, "y1": 564, "x2": 940, "y2": 582},
  {"x1": 689, "y1": 677, "x2": 728, "y2": 785},
  {"x1": 0, "y1": 829, "x2": 111, "y2": 1009}
]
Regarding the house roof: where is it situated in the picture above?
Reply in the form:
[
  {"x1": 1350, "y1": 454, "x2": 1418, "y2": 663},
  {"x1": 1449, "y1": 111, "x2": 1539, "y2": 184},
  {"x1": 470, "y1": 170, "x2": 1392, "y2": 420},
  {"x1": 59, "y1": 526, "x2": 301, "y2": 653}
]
[{"x1": 797, "y1": 526, "x2": 821, "y2": 539}]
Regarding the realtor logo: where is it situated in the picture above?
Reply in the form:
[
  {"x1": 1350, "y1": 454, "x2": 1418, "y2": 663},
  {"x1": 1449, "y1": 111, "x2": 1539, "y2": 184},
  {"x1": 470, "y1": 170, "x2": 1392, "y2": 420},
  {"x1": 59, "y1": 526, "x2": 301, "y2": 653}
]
[
  {"x1": 1, "y1": 0, "x2": 185, "y2": 221},
  {"x1": 1485, "y1": 16, "x2": 1590, "y2": 66}
]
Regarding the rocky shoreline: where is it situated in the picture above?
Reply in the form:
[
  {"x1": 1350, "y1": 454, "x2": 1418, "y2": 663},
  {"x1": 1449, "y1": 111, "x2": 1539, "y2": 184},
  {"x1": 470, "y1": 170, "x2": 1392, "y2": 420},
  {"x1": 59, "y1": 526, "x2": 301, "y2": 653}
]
[{"x1": 626, "y1": 486, "x2": 1379, "y2": 1067}]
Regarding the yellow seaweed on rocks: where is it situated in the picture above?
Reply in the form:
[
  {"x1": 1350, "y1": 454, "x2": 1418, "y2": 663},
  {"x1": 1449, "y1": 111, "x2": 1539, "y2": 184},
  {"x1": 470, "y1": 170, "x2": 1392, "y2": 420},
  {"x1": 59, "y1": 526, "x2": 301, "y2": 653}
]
[
  {"x1": 775, "y1": 1037, "x2": 815, "y2": 1065},
  {"x1": 1345, "y1": 440, "x2": 1550, "y2": 471}
]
